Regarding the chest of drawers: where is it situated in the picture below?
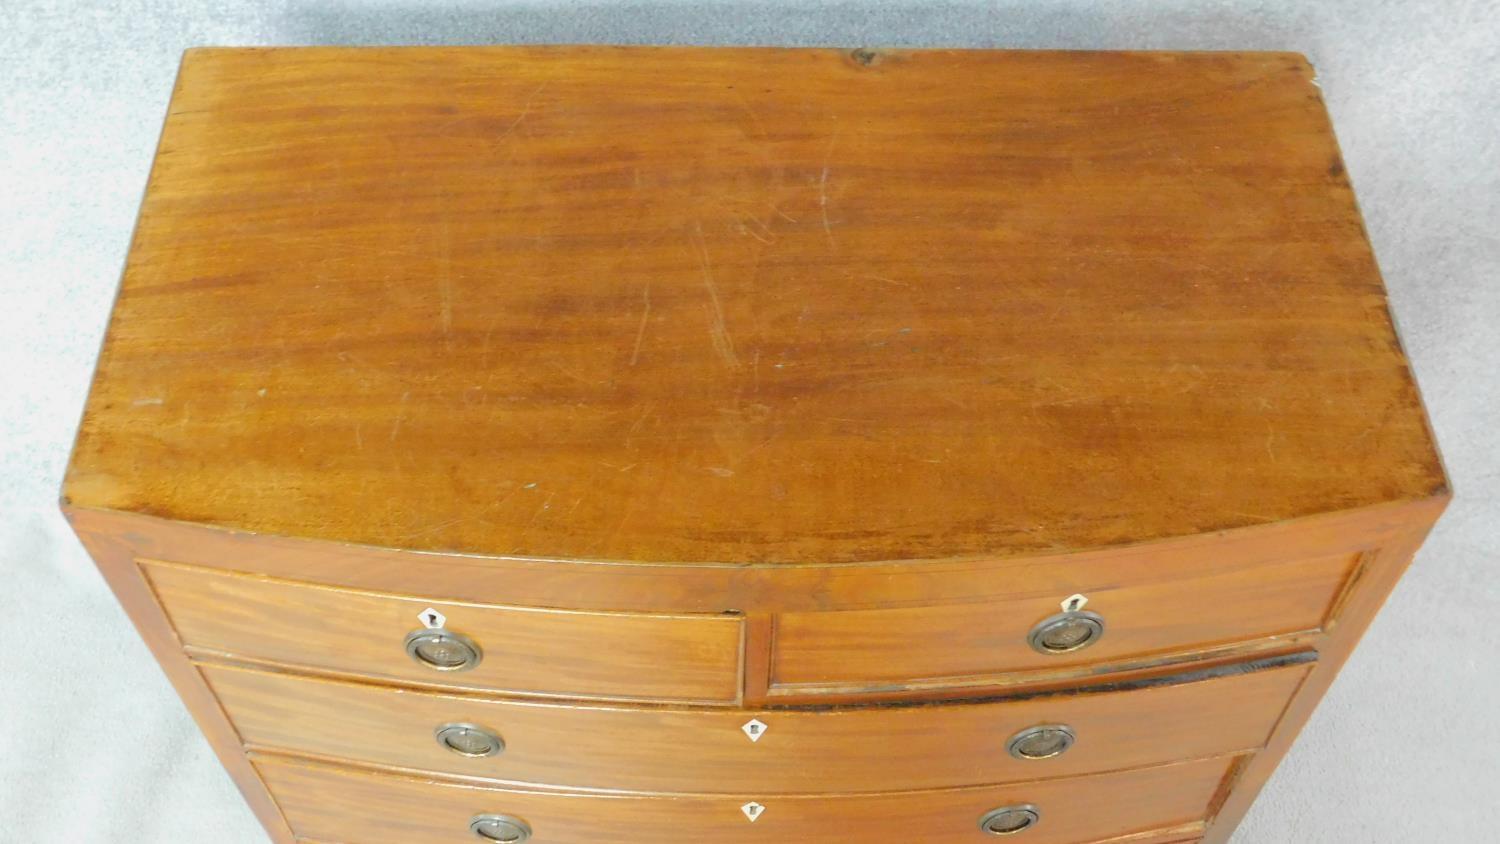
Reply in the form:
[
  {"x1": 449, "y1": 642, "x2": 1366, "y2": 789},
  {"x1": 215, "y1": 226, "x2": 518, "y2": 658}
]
[{"x1": 64, "y1": 46, "x2": 1448, "y2": 844}]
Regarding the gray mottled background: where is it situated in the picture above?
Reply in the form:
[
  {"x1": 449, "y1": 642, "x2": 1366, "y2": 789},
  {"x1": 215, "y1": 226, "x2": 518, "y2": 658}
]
[{"x1": 2, "y1": 1, "x2": 1495, "y2": 841}]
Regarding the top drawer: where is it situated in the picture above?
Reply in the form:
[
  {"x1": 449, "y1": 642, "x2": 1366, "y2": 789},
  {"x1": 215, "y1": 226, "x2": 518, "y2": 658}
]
[
  {"x1": 141, "y1": 560, "x2": 743, "y2": 703},
  {"x1": 772, "y1": 551, "x2": 1359, "y2": 696}
]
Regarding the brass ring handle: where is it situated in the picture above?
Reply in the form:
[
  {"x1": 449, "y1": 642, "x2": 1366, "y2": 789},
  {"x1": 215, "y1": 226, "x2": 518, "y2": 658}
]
[
  {"x1": 979, "y1": 805, "x2": 1041, "y2": 835},
  {"x1": 436, "y1": 722, "x2": 505, "y2": 757},
  {"x1": 469, "y1": 813, "x2": 532, "y2": 842},
  {"x1": 404, "y1": 628, "x2": 483, "y2": 672},
  {"x1": 1026, "y1": 610, "x2": 1105, "y2": 654},
  {"x1": 1006, "y1": 724, "x2": 1076, "y2": 760}
]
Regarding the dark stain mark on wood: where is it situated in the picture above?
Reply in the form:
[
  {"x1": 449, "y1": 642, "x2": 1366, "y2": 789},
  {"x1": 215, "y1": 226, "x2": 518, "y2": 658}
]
[{"x1": 767, "y1": 651, "x2": 1319, "y2": 713}]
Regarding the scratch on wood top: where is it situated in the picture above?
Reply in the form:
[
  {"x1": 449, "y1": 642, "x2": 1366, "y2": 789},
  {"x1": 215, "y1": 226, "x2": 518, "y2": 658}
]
[{"x1": 692, "y1": 222, "x2": 739, "y2": 369}]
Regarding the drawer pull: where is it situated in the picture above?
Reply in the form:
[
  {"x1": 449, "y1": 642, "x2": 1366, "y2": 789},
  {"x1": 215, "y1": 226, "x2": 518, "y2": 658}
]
[
  {"x1": 1027, "y1": 610, "x2": 1105, "y2": 654},
  {"x1": 469, "y1": 813, "x2": 532, "y2": 842},
  {"x1": 1006, "y1": 724, "x2": 1076, "y2": 760},
  {"x1": 404, "y1": 628, "x2": 483, "y2": 672},
  {"x1": 435, "y1": 722, "x2": 506, "y2": 757},
  {"x1": 979, "y1": 804, "x2": 1041, "y2": 835}
]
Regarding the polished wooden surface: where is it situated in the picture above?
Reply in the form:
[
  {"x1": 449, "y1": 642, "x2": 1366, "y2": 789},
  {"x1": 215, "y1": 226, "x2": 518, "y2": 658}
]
[
  {"x1": 772, "y1": 551, "x2": 1352, "y2": 692},
  {"x1": 64, "y1": 46, "x2": 1445, "y2": 565},
  {"x1": 292, "y1": 829, "x2": 1208, "y2": 844},
  {"x1": 67, "y1": 526, "x2": 296, "y2": 842},
  {"x1": 62, "y1": 46, "x2": 1450, "y2": 844},
  {"x1": 1198, "y1": 515, "x2": 1445, "y2": 844},
  {"x1": 69, "y1": 501, "x2": 1419, "y2": 616},
  {"x1": 202, "y1": 656, "x2": 1310, "y2": 793},
  {"x1": 75, "y1": 496, "x2": 1426, "y2": 844},
  {"x1": 254, "y1": 751, "x2": 1233, "y2": 844},
  {"x1": 145, "y1": 559, "x2": 743, "y2": 703}
]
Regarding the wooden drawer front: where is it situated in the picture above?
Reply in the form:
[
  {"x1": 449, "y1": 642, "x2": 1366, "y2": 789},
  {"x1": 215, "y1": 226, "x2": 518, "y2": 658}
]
[
  {"x1": 255, "y1": 753, "x2": 1232, "y2": 844},
  {"x1": 204, "y1": 655, "x2": 1309, "y2": 793},
  {"x1": 773, "y1": 552, "x2": 1356, "y2": 694},
  {"x1": 143, "y1": 560, "x2": 742, "y2": 703}
]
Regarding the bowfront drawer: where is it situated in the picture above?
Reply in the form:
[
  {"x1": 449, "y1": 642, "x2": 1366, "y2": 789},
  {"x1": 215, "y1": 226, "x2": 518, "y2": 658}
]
[
  {"x1": 255, "y1": 752, "x2": 1229, "y2": 844},
  {"x1": 772, "y1": 551, "x2": 1358, "y2": 695},
  {"x1": 204, "y1": 654, "x2": 1309, "y2": 793},
  {"x1": 142, "y1": 560, "x2": 743, "y2": 703}
]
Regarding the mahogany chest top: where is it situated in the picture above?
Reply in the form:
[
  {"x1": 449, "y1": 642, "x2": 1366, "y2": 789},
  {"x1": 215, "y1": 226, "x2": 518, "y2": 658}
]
[{"x1": 64, "y1": 46, "x2": 1445, "y2": 564}]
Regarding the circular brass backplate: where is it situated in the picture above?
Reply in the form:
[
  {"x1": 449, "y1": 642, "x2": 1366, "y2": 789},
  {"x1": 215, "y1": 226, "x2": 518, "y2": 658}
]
[
  {"x1": 469, "y1": 813, "x2": 532, "y2": 843},
  {"x1": 404, "y1": 628, "x2": 483, "y2": 671},
  {"x1": 1006, "y1": 724, "x2": 1077, "y2": 760},
  {"x1": 979, "y1": 805, "x2": 1041, "y2": 835},
  {"x1": 1026, "y1": 610, "x2": 1105, "y2": 655},
  {"x1": 436, "y1": 722, "x2": 506, "y2": 757}
]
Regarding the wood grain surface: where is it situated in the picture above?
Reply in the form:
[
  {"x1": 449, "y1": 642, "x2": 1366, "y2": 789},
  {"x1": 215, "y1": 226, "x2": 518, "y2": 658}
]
[
  {"x1": 201, "y1": 656, "x2": 1310, "y2": 793},
  {"x1": 63, "y1": 46, "x2": 1446, "y2": 565},
  {"x1": 59, "y1": 47, "x2": 1452, "y2": 844},
  {"x1": 770, "y1": 551, "x2": 1353, "y2": 692},
  {"x1": 254, "y1": 751, "x2": 1233, "y2": 844},
  {"x1": 144, "y1": 559, "x2": 744, "y2": 703},
  {"x1": 1198, "y1": 516, "x2": 1446, "y2": 843},
  {"x1": 66, "y1": 501, "x2": 1421, "y2": 616},
  {"x1": 66, "y1": 527, "x2": 297, "y2": 842}
]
